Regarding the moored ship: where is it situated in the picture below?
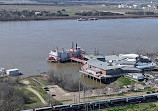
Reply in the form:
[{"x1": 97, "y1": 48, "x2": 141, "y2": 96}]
[{"x1": 46, "y1": 43, "x2": 85, "y2": 63}]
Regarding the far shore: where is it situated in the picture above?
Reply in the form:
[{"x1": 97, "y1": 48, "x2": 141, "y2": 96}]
[{"x1": 1, "y1": 15, "x2": 158, "y2": 22}]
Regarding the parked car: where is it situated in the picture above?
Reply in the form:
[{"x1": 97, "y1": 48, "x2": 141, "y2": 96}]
[
  {"x1": 139, "y1": 87, "x2": 145, "y2": 90},
  {"x1": 44, "y1": 87, "x2": 49, "y2": 90},
  {"x1": 120, "y1": 87, "x2": 124, "y2": 89},
  {"x1": 144, "y1": 87, "x2": 150, "y2": 89},
  {"x1": 141, "y1": 83, "x2": 146, "y2": 86},
  {"x1": 134, "y1": 88, "x2": 139, "y2": 91},
  {"x1": 146, "y1": 91, "x2": 150, "y2": 94},
  {"x1": 52, "y1": 94, "x2": 56, "y2": 96},
  {"x1": 45, "y1": 89, "x2": 49, "y2": 91},
  {"x1": 127, "y1": 85, "x2": 132, "y2": 88},
  {"x1": 152, "y1": 91, "x2": 156, "y2": 93},
  {"x1": 119, "y1": 91, "x2": 125, "y2": 93}
]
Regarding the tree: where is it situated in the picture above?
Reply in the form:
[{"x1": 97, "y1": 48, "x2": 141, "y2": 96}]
[{"x1": 0, "y1": 78, "x2": 27, "y2": 111}]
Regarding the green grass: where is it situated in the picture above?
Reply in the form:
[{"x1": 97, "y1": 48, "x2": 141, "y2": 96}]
[
  {"x1": 20, "y1": 77, "x2": 48, "y2": 109},
  {"x1": 24, "y1": 76, "x2": 52, "y2": 101},
  {"x1": 81, "y1": 95, "x2": 106, "y2": 99},
  {"x1": 27, "y1": 78, "x2": 36, "y2": 86},
  {"x1": 118, "y1": 88, "x2": 155, "y2": 96},
  {"x1": 20, "y1": 83, "x2": 43, "y2": 109},
  {"x1": 32, "y1": 86, "x2": 48, "y2": 101},
  {"x1": 98, "y1": 102, "x2": 158, "y2": 111},
  {"x1": 60, "y1": 99, "x2": 72, "y2": 102},
  {"x1": 20, "y1": 76, "x2": 63, "y2": 109},
  {"x1": 81, "y1": 93, "x2": 118, "y2": 100},
  {"x1": 32, "y1": 86, "x2": 62, "y2": 106},
  {"x1": 61, "y1": 11, "x2": 76, "y2": 16},
  {"x1": 117, "y1": 77, "x2": 132, "y2": 87},
  {"x1": 137, "y1": 87, "x2": 155, "y2": 92},
  {"x1": 34, "y1": 77, "x2": 51, "y2": 86},
  {"x1": 117, "y1": 77, "x2": 137, "y2": 87}
]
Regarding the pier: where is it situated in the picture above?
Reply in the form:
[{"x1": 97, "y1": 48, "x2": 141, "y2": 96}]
[
  {"x1": 79, "y1": 70, "x2": 105, "y2": 83},
  {"x1": 70, "y1": 57, "x2": 87, "y2": 64}
]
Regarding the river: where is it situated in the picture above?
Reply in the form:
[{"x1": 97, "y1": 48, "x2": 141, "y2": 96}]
[{"x1": 0, "y1": 18, "x2": 158, "y2": 80}]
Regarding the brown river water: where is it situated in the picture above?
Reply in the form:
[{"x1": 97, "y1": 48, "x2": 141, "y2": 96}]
[{"x1": 0, "y1": 19, "x2": 158, "y2": 84}]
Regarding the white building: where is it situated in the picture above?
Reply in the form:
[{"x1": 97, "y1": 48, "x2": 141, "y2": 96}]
[{"x1": 6, "y1": 69, "x2": 21, "y2": 76}]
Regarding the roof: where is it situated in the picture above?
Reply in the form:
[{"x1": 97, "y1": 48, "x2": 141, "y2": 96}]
[
  {"x1": 132, "y1": 73, "x2": 144, "y2": 79},
  {"x1": 87, "y1": 59, "x2": 121, "y2": 71},
  {"x1": 135, "y1": 62, "x2": 157, "y2": 69},
  {"x1": 83, "y1": 54, "x2": 104, "y2": 59},
  {"x1": 132, "y1": 73, "x2": 144, "y2": 76},
  {"x1": 21, "y1": 109, "x2": 33, "y2": 111},
  {"x1": 113, "y1": 60, "x2": 136, "y2": 65},
  {"x1": 6, "y1": 69, "x2": 19, "y2": 71},
  {"x1": 119, "y1": 53, "x2": 139, "y2": 58},
  {"x1": 105, "y1": 55, "x2": 123, "y2": 61},
  {"x1": 121, "y1": 67, "x2": 142, "y2": 71}
]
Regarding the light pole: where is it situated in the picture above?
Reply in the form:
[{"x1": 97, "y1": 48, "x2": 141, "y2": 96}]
[
  {"x1": 48, "y1": 89, "x2": 51, "y2": 106},
  {"x1": 79, "y1": 78, "x2": 81, "y2": 103},
  {"x1": 74, "y1": 94, "x2": 75, "y2": 104}
]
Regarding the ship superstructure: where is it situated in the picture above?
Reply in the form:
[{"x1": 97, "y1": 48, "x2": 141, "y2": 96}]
[{"x1": 46, "y1": 43, "x2": 85, "y2": 62}]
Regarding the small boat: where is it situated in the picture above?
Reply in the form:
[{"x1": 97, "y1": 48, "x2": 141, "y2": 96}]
[
  {"x1": 89, "y1": 18, "x2": 98, "y2": 20},
  {"x1": 77, "y1": 18, "x2": 88, "y2": 21}
]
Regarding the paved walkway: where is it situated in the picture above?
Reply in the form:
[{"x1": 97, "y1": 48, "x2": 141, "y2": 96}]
[
  {"x1": 21, "y1": 80, "x2": 47, "y2": 105},
  {"x1": 27, "y1": 85, "x2": 47, "y2": 105}
]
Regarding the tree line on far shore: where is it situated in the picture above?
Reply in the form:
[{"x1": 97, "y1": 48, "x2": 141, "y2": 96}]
[
  {"x1": 75, "y1": 11, "x2": 124, "y2": 16},
  {"x1": 125, "y1": 11, "x2": 156, "y2": 15},
  {"x1": 0, "y1": 10, "x2": 69, "y2": 21}
]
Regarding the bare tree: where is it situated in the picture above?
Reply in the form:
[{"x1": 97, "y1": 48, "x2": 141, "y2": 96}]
[
  {"x1": 47, "y1": 71, "x2": 86, "y2": 92},
  {"x1": 0, "y1": 78, "x2": 27, "y2": 111}
]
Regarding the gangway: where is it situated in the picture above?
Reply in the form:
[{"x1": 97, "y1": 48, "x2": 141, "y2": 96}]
[{"x1": 70, "y1": 57, "x2": 87, "y2": 64}]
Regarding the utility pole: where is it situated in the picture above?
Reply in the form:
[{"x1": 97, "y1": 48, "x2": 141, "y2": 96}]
[
  {"x1": 48, "y1": 89, "x2": 51, "y2": 106},
  {"x1": 99, "y1": 81, "x2": 101, "y2": 110},
  {"x1": 74, "y1": 94, "x2": 75, "y2": 104},
  {"x1": 79, "y1": 79, "x2": 81, "y2": 103},
  {"x1": 83, "y1": 87, "x2": 86, "y2": 111}
]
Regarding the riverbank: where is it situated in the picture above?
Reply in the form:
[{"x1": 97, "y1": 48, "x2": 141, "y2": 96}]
[
  {"x1": 20, "y1": 74, "x2": 157, "y2": 107},
  {"x1": 19, "y1": 74, "x2": 158, "y2": 111},
  {"x1": 100, "y1": 102, "x2": 158, "y2": 111},
  {"x1": 0, "y1": 72, "x2": 157, "y2": 110},
  {"x1": 20, "y1": 75, "x2": 62, "y2": 109},
  {"x1": 1, "y1": 15, "x2": 158, "y2": 22}
]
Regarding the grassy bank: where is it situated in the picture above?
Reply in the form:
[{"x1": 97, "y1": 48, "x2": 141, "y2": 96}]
[
  {"x1": 20, "y1": 83, "x2": 43, "y2": 109},
  {"x1": 96, "y1": 102, "x2": 158, "y2": 111},
  {"x1": 117, "y1": 77, "x2": 132, "y2": 87},
  {"x1": 117, "y1": 76, "x2": 144, "y2": 87},
  {"x1": 20, "y1": 76, "x2": 62, "y2": 109}
]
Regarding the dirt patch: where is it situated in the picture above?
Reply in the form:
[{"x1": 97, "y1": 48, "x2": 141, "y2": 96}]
[
  {"x1": 47, "y1": 84, "x2": 147, "y2": 104},
  {"x1": 21, "y1": 80, "x2": 30, "y2": 85}
]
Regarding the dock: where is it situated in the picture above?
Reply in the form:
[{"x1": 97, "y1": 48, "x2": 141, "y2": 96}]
[
  {"x1": 79, "y1": 70, "x2": 105, "y2": 83},
  {"x1": 70, "y1": 57, "x2": 87, "y2": 64}
]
